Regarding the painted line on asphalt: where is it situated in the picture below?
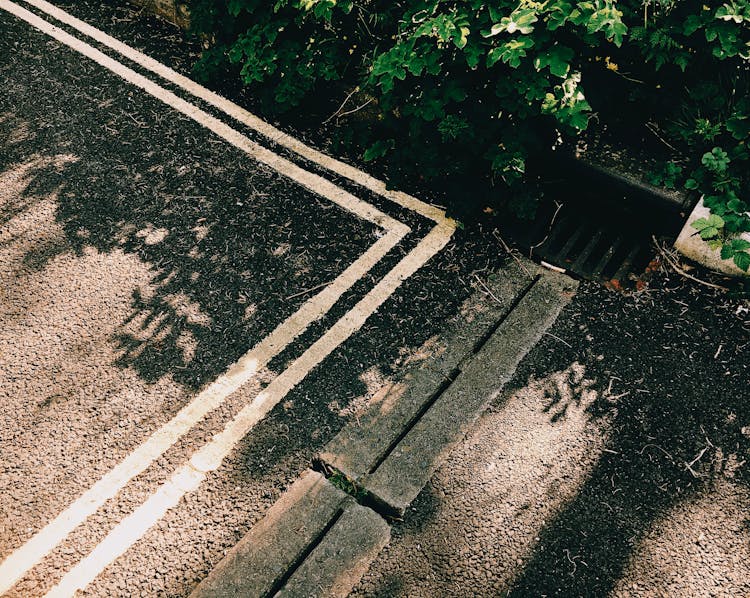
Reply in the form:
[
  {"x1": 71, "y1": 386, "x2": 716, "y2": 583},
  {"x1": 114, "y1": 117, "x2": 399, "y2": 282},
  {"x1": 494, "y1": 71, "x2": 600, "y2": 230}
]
[
  {"x1": 46, "y1": 226, "x2": 452, "y2": 597},
  {"x1": 20, "y1": 0, "x2": 453, "y2": 226},
  {"x1": 0, "y1": 2, "x2": 404, "y2": 592},
  {"x1": 0, "y1": 232, "x2": 402, "y2": 596},
  {"x1": 5, "y1": 0, "x2": 404, "y2": 235},
  {"x1": 0, "y1": 1, "x2": 455, "y2": 594}
]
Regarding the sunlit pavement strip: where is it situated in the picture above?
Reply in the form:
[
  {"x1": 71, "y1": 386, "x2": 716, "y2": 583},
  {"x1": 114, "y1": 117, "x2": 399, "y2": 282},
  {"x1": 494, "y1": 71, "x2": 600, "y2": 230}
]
[{"x1": 0, "y1": 1, "x2": 454, "y2": 595}]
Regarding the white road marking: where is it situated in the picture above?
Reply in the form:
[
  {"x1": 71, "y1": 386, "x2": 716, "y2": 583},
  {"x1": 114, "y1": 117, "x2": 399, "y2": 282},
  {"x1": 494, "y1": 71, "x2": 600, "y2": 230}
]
[
  {"x1": 0, "y1": 1, "x2": 456, "y2": 594},
  {"x1": 0, "y1": 233, "x2": 401, "y2": 595},
  {"x1": 19, "y1": 0, "x2": 452, "y2": 227},
  {"x1": 45, "y1": 226, "x2": 452, "y2": 597},
  {"x1": 3, "y1": 0, "x2": 403, "y2": 235}
]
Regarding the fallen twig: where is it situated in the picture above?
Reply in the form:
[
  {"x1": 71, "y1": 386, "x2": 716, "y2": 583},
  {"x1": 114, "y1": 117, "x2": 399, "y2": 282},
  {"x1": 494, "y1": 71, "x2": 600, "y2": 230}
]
[
  {"x1": 529, "y1": 201, "x2": 563, "y2": 256},
  {"x1": 473, "y1": 274, "x2": 503, "y2": 306},
  {"x1": 543, "y1": 331, "x2": 572, "y2": 348},
  {"x1": 323, "y1": 87, "x2": 373, "y2": 124},
  {"x1": 492, "y1": 229, "x2": 533, "y2": 277},
  {"x1": 652, "y1": 236, "x2": 729, "y2": 292},
  {"x1": 286, "y1": 280, "x2": 331, "y2": 300},
  {"x1": 645, "y1": 122, "x2": 679, "y2": 153}
]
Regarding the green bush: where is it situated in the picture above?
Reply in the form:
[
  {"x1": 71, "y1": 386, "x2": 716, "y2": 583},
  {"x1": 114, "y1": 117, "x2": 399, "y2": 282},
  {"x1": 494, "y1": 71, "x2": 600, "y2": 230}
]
[{"x1": 189, "y1": 0, "x2": 750, "y2": 269}]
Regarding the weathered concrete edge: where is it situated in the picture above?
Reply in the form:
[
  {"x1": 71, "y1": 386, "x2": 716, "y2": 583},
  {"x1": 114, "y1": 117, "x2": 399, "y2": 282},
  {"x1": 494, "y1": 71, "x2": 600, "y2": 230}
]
[
  {"x1": 189, "y1": 470, "x2": 387, "y2": 598},
  {"x1": 674, "y1": 199, "x2": 750, "y2": 278},
  {"x1": 316, "y1": 259, "x2": 539, "y2": 481},
  {"x1": 361, "y1": 271, "x2": 578, "y2": 517},
  {"x1": 128, "y1": 0, "x2": 190, "y2": 29},
  {"x1": 279, "y1": 501, "x2": 390, "y2": 598}
]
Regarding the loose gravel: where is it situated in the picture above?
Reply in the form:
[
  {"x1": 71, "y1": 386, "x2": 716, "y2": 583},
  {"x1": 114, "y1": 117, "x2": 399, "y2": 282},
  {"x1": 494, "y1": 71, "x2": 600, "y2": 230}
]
[{"x1": 354, "y1": 272, "x2": 750, "y2": 597}]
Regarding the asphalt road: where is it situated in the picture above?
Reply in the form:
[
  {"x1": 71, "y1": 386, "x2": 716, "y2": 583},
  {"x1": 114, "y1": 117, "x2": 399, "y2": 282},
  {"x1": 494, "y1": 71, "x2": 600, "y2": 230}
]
[
  {"x1": 4, "y1": 2, "x2": 749, "y2": 598},
  {"x1": 0, "y1": 2, "x2": 490, "y2": 595}
]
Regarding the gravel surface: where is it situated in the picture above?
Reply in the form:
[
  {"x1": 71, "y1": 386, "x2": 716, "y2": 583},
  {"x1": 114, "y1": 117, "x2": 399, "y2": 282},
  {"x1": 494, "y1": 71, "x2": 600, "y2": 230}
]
[
  {"x1": 0, "y1": 5, "x2": 508, "y2": 596},
  {"x1": 353, "y1": 272, "x2": 750, "y2": 597}
]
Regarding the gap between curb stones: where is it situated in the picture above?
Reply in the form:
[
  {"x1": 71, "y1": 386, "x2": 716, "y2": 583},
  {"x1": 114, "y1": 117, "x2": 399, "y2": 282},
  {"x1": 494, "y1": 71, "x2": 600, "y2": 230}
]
[{"x1": 190, "y1": 264, "x2": 577, "y2": 597}]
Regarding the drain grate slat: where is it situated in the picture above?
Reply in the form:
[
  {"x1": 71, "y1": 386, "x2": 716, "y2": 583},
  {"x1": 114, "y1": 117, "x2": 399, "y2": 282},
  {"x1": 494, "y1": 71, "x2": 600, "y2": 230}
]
[
  {"x1": 592, "y1": 236, "x2": 623, "y2": 278},
  {"x1": 555, "y1": 223, "x2": 588, "y2": 263},
  {"x1": 613, "y1": 243, "x2": 643, "y2": 282},
  {"x1": 572, "y1": 229, "x2": 604, "y2": 271},
  {"x1": 535, "y1": 215, "x2": 571, "y2": 255}
]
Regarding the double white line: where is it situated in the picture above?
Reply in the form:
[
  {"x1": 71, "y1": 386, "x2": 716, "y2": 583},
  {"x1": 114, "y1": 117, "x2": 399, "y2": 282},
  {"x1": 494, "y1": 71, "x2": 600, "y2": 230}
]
[{"x1": 0, "y1": 1, "x2": 454, "y2": 595}]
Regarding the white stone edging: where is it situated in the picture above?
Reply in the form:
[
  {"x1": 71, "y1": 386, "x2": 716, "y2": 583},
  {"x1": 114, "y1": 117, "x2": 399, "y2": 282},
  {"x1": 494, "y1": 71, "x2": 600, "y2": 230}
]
[{"x1": 674, "y1": 198, "x2": 750, "y2": 278}]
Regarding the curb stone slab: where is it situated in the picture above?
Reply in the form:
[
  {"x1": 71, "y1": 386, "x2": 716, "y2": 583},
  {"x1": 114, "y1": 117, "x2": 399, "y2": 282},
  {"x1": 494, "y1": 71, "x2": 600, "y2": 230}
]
[
  {"x1": 317, "y1": 261, "x2": 538, "y2": 483},
  {"x1": 278, "y1": 501, "x2": 389, "y2": 598},
  {"x1": 319, "y1": 268, "x2": 577, "y2": 517},
  {"x1": 189, "y1": 470, "x2": 389, "y2": 598},
  {"x1": 674, "y1": 199, "x2": 750, "y2": 278}
]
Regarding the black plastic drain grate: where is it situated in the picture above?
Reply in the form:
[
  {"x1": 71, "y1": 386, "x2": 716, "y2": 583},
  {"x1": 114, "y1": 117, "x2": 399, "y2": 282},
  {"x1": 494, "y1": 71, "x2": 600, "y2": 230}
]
[{"x1": 499, "y1": 187, "x2": 680, "y2": 287}]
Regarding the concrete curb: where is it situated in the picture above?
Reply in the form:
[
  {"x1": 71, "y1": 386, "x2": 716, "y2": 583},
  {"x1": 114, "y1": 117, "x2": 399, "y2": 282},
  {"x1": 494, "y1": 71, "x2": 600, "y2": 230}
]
[
  {"x1": 319, "y1": 268, "x2": 578, "y2": 517},
  {"x1": 192, "y1": 264, "x2": 577, "y2": 596},
  {"x1": 190, "y1": 470, "x2": 389, "y2": 598},
  {"x1": 318, "y1": 263, "x2": 538, "y2": 483},
  {"x1": 674, "y1": 199, "x2": 750, "y2": 278}
]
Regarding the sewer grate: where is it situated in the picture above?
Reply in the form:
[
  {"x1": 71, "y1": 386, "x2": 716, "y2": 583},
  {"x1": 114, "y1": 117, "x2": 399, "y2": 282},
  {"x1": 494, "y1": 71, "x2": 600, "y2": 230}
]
[
  {"x1": 501, "y1": 184, "x2": 683, "y2": 287},
  {"x1": 525, "y1": 209, "x2": 653, "y2": 285}
]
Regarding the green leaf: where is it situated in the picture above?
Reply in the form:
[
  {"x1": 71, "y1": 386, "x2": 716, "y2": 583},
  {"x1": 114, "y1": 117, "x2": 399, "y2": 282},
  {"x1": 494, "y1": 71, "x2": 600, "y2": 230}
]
[
  {"x1": 730, "y1": 238, "x2": 750, "y2": 251},
  {"x1": 484, "y1": 9, "x2": 538, "y2": 37},
  {"x1": 727, "y1": 198, "x2": 749, "y2": 213},
  {"x1": 488, "y1": 37, "x2": 535, "y2": 68},
  {"x1": 546, "y1": 1, "x2": 573, "y2": 31},
  {"x1": 693, "y1": 214, "x2": 725, "y2": 236},
  {"x1": 734, "y1": 250, "x2": 750, "y2": 271},
  {"x1": 534, "y1": 44, "x2": 574, "y2": 78},
  {"x1": 727, "y1": 116, "x2": 750, "y2": 140},
  {"x1": 701, "y1": 147, "x2": 730, "y2": 172},
  {"x1": 692, "y1": 217, "x2": 711, "y2": 231},
  {"x1": 363, "y1": 138, "x2": 394, "y2": 161},
  {"x1": 586, "y1": 6, "x2": 627, "y2": 47}
]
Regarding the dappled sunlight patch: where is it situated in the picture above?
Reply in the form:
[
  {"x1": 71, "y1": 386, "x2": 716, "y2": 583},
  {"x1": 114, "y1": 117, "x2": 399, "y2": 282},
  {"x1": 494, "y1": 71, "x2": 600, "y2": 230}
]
[
  {"x1": 164, "y1": 291, "x2": 212, "y2": 328},
  {"x1": 539, "y1": 361, "x2": 599, "y2": 423},
  {"x1": 330, "y1": 366, "x2": 402, "y2": 419},
  {"x1": 135, "y1": 223, "x2": 169, "y2": 246},
  {"x1": 357, "y1": 362, "x2": 612, "y2": 597},
  {"x1": 611, "y1": 480, "x2": 750, "y2": 597},
  {"x1": 396, "y1": 334, "x2": 445, "y2": 368},
  {"x1": 0, "y1": 240, "x2": 193, "y2": 555},
  {"x1": 114, "y1": 287, "x2": 213, "y2": 374},
  {"x1": 191, "y1": 221, "x2": 210, "y2": 242},
  {"x1": 0, "y1": 154, "x2": 77, "y2": 224}
]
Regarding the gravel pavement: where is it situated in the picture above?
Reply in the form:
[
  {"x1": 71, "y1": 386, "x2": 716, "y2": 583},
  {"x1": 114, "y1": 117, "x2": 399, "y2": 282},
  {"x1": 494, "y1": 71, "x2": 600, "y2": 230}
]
[
  {"x1": 353, "y1": 274, "x2": 750, "y2": 597},
  {"x1": 0, "y1": 3, "x2": 505, "y2": 595}
]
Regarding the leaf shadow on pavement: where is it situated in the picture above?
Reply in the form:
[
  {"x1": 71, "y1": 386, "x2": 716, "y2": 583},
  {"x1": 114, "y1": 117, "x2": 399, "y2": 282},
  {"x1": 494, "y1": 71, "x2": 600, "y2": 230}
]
[
  {"x1": 0, "y1": 8, "x2": 376, "y2": 393},
  {"x1": 504, "y1": 278, "x2": 750, "y2": 596}
]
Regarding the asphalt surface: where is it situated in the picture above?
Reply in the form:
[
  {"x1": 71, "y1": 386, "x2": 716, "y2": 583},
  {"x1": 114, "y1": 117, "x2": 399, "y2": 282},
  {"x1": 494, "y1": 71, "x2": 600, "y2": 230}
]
[
  {"x1": 3, "y1": 2, "x2": 750, "y2": 597},
  {"x1": 0, "y1": 2, "x2": 503, "y2": 595}
]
